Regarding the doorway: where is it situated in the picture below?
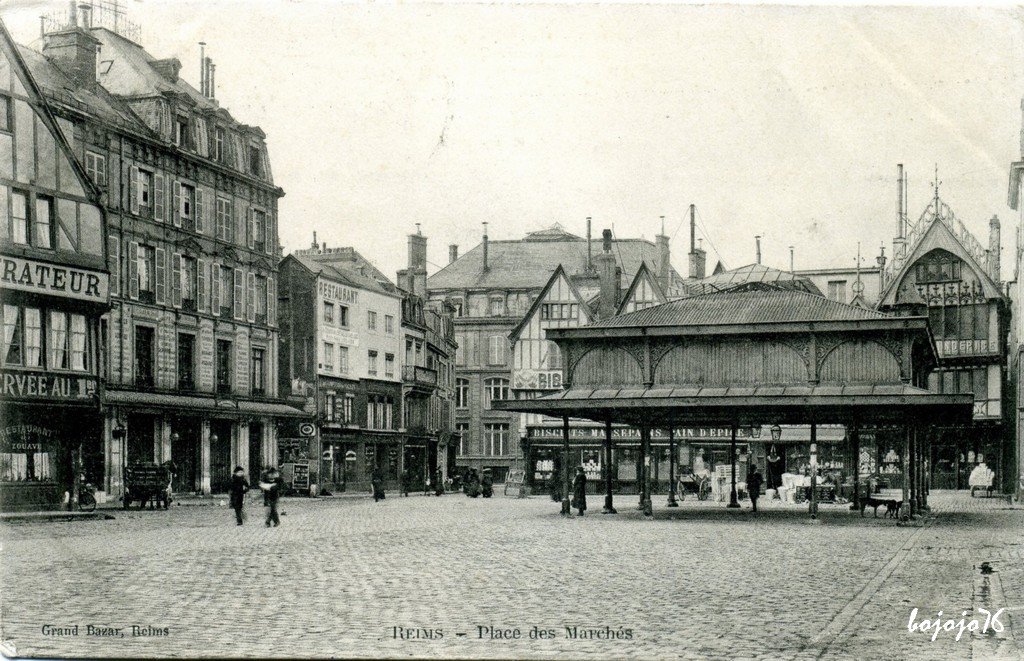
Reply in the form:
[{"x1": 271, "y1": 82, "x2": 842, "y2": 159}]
[
  {"x1": 210, "y1": 420, "x2": 232, "y2": 493},
  {"x1": 249, "y1": 423, "x2": 263, "y2": 481},
  {"x1": 172, "y1": 418, "x2": 201, "y2": 493},
  {"x1": 126, "y1": 413, "x2": 155, "y2": 466}
]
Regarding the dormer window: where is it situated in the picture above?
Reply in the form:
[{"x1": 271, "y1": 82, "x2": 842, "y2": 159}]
[
  {"x1": 215, "y1": 127, "x2": 225, "y2": 162},
  {"x1": 249, "y1": 145, "x2": 261, "y2": 176},
  {"x1": 174, "y1": 116, "x2": 190, "y2": 150}
]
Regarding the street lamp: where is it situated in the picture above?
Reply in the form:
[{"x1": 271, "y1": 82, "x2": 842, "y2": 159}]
[{"x1": 770, "y1": 424, "x2": 782, "y2": 444}]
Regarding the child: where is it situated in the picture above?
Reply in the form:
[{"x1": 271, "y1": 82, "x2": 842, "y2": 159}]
[
  {"x1": 259, "y1": 466, "x2": 284, "y2": 527},
  {"x1": 229, "y1": 466, "x2": 249, "y2": 525}
]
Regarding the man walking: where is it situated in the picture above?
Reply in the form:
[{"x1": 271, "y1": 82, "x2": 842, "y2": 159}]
[
  {"x1": 260, "y1": 466, "x2": 284, "y2": 527},
  {"x1": 229, "y1": 466, "x2": 249, "y2": 525},
  {"x1": 747, "y1": 465, "x2": 764, "y2": 513}
]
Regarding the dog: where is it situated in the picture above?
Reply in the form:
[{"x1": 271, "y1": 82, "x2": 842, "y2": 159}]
[{"x1": 860, "y1": 497, "x2": 903, "y2": 519}]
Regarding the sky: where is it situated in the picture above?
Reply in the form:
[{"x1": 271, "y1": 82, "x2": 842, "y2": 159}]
[{"x1": 3, "y1": 1, "x2": 1024, "y2": 280}]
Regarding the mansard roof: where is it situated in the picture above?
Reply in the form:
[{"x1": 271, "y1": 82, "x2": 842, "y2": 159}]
[{"x1": 877, "y1": 197, "x2": 1006, "y2": 308}]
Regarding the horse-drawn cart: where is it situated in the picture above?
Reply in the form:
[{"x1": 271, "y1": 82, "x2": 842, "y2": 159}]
[{"x1": 123, "y1": 462, "x2": 174, "y2": 509}]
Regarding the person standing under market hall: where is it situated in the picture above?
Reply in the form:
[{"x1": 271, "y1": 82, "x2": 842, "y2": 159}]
[
  {"x1": 572, "y1": 466, "x2": 587, "y2": 516},
  {"x1": 747, "y1": 465, "x2": 764, "y2": 513}
]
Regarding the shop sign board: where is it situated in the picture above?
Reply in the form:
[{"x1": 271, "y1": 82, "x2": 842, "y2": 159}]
[
  {"x1": 1, "y1": 256, "x2": 108, "y2": 302},
  {"x1": 0, "y1": 370, "x2": 96, "y2": 401},
  {"x1": 512, "y1": 370, "x2": 562, "y2": 390},
  {"x1": 528, "y1": 426, "x2": 756, "y2": 442}
]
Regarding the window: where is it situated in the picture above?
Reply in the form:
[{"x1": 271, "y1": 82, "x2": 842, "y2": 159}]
[
  {"x1": 342, "y1": 393, "x2": 355, "y2": 423},
  {"x1": 339, "y1": 346, "x2": 349, "y2": 374},
  {"x1": 484, "y1": 377, "x2": 510, "y2": 407},
  {"x1": 541, "y1": 303, "x2": 579, "y2": 320},
  {"x1": 11, "y1": 191, "x2": 28, "y2": 245},
  {"x1": 174, "y1": 116, "x2": 190, "y2": 149},
  {"x1": 178, "y1": 333, "x2": 195, "y2": 390},
  {"x1": 2, "y1": 305, "x2": 42, "y2": 367},
  {"x1": 543, "y1": 341, "x2": 561, "y2": 369},
  {"x1": 216, "y1": 339, "x2": 232, "y2": 394},
  {"x1": 367, "y1": 310, "x2": 377, "y2": 331},
  {"x1": 451, "y1": 298, "x2": 464, "y2": 317},
  {"x1": 251, "y1": 348, "x2": 265, "y2": 395},
  {"x1": 324, "y1": 301, "x2": 335, "y2": 324},
  {"x1": 385, "y1": 314, "x2": 394, "y2": 334},
  {"x1": 138, "y1": 169, "x2": 153, "y2": 214},
  {"x1": 405, "y1": 338, "x2": 414, "y2": 366},
  {"x1": 47, "y1": 312, "x2": 86, "y2": 371},
  {"x1": 485, "y1": 423, "x2": 509, "y2": 456},
  {"x1": 179, "y1": 183, "x2": 196, "y2": 230},
  {"x1": 385, "y1": 353, "x2": 395, "y2": 378},
  {"x1": 489, "y1": 296, "x2": 504, "y2": 317},
  {"x1": 135, "y1": 326, "x2": 155, "y2": 388},
  {"x1": 323, "y1": 342, "x2": 335, "y2": 372},
  {"x1": 33, "y1": 195, "x2": 54, "y2": 249},
  {"x1": 325, "y1": 392, "x2": 336, "y2": 422},
  {"x1": 254, "y1": 275, "x2": 268, "y2": 324},
  {"x1": 338, "y1": 305, "x2": 349, "y2": 327},
  {"x1": 456, "y1": 422, "x2": 470, "y2": 456},
  {"x1": 249, "y1": 146, "x2": 262, "y2": 176},
  {"x1": 181, "y1": 256, "x2": 198, "y2": 311},
  {"x1": 85, "y1": 151, "x2": 107, "y2": 187},
  {"x1": 827, "y1": 281, "x2": 847, "y2": 304},
  {"x1": 366, "y1": 395, "x2": 394, "y2": 430},
  {"x1": 455, "y1": 378, "x2": 470, "y2": 408},
  {"x1": 138, "y1": 245, "x2": 156, "y2": 303},
  {"x1": 215, "y1": 127, "x2": 225, "y2": 162},
  {"x1": 368, "y1": 350, "x2": 378, "y2": 376},
  {"x1": 219, "y1": 265, "x2": 233, "y2": 317},
  {"x1": 0, "y1": 95, "x2": 10, "y2": 132},
  {"x1": 252, "y1": 209, "x2": 266, "y2": 252},
  {"x1": 487, "y1": 336, "x2": 505, "y2": 365},
  {"x1": 216, "y1": 197, "x2": 233, "y2": 242}
]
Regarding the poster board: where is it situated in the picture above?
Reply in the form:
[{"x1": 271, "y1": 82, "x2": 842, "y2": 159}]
[{"x1": 504, "y1": 469, "x2": 527, "y2": 497}]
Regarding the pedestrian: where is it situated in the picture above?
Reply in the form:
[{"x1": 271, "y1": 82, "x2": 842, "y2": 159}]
[
  {"x1": 400, "y1": 468, "x2": 411, "y2": 497},
  {"x1": 747, "y1": 464, "x2": 764, "y2": 513},
  {"x1": 465, "y1": 469, "x2": 481, "y2": 498},
  {"x1": 371, "y1": 469, "x2": 386, "y2": 502},
  {"x1": 481, "y1": 469, "x2": 493, "y2": 498},
  {"x1": 434, "y1": 468, "x2": 445, "y2": 496},
  {"x1": 229, "y1": 466, "x2": 249, "y2": 526},
  {"x1": 571, "y1": 466, "x2": 587, "y2": 516},
  {"x1": 259, "y1": 466, "x2": 284, "y2": 527}
]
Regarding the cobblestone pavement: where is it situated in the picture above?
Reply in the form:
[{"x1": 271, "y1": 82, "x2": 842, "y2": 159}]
[{"x1": 0, "y1": 490, "x2": 1020, "y2": 660}]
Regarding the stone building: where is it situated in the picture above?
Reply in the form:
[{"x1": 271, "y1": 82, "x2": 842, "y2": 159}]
[
  {"x1": 0, "y1": 18, "x2": 109, "y2": 510},
  {"x1": 14, "y1": 13, "x2": 305, "y2": 499}
]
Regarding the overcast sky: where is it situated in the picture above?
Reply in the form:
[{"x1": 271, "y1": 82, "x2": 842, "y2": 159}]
[{"x1": 4, "y1": 1, "x2": 1024, "y2": 280}]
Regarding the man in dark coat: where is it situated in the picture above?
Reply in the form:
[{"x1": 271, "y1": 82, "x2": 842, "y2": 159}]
[
  {"x1": 465, "y1": 469, "x2": 480, "y2": 498},
  {"x1": 747, "y1": 465, "x2": 764, "y2": 513},
  {"x1": 434, "y1": 469, "x2": 445, "y2": 496},
  {"x1": 371, "y1": 469, "x2": 386, "y2": 502},
  {"x1": 229, "y1": 466, "x2": 249, "y2": 525},
  {"x1": 481, "y1": 469, "x2": 494, "y2": 498},
  {"x1": 259, "y1": 466, "x2": 284, "y2": 527},
  {"x1": 572, "y1": 466, "x2": 587, "y2": 516}
]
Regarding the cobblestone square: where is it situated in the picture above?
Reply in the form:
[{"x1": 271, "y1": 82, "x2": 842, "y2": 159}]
[{"x1": 0, "y1": 491, "x2": 1021, "y2": 660}]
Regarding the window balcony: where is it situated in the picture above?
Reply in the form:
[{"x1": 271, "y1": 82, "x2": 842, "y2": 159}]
[{"x1": 402, "y1": 365, "x2": 437, "y2": 395}]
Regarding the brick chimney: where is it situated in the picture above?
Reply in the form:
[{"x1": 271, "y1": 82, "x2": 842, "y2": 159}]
[
  {"x1": 151, "y1": 58, "x2": 182, "y2": 83},
  {"x1": 687, "y1": 204, "x2": 706, "y2": 279},
  {"x1": 655, "y1": 224, "x2": 671, "y2": 292},
  {"x1": 989, "y1": 215, "x2": 1001, "y2": 282},
  {"x1": 449, "y1": 244, "x2": 459, "y2": 264},
  {"x1": 408, "y1": 226, "x2": 427, "y2": 297},
  {"x1": 482, "y1": 223, "x2": 489, "y2": 272},
  {"x1": 596, "y1": 229, "x2": 619, "y2": 319},
  {"x1": 42, "y1": 25, "x2": 100, "y2": 89}
]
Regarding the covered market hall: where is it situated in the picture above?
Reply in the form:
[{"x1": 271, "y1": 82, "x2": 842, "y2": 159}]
[{"x1": 495, "y1": 284, "x2": 974, "y2": 519}]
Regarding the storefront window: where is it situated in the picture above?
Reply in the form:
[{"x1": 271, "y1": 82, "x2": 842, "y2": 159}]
[{"x1": 0, "y1": 426, "x2": 55, "y2": 482}]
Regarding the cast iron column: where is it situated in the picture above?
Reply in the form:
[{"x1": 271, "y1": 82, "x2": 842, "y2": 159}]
[
  {"x1": 849, "y1": 421, "x2": 860, "y2": 511},
  {"x1": 561, "y1": 416, "x2": 571, "y2": 516},
  {"x1": 902, "y1": 423, "x2": 911, "y2": 518},
  {"x1": 809, "y1": 422, "x2": 818, "y2": 519},
  {"x1": 641, "y1": 424, "x2": 653, "y2": 516},
  {"x1": 603, "y1": 420, "x2": 616, "y2": 514},
  {"x1": 667, "y1": 426, "x2": 679, "y2": 507},
  {"x1": 727, "y1": 422, "x2": 740, "y2": 508}
]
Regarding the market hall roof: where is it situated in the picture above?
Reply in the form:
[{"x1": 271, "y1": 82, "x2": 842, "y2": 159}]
[
  {"x1": 690, "y1": 263, "x2": 822, "y2": 296},
  {"x1": 580, "y1": 285, "x2": 893, "y2": 331}
]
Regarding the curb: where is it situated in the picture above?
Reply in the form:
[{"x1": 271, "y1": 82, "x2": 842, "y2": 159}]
[{"x1": 0, "y1": 511, "x2": 115, "y2": 523}]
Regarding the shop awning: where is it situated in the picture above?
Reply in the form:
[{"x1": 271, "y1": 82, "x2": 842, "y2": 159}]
[
  {"x1": 104, "y1": 390, "x2": 309, "y2": 418},
  {"x1": 493, "y1": 384, "x2": 973, "y2": 426}
]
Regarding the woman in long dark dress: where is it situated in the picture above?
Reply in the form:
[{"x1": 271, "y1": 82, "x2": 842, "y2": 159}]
[{"x1": 571, "y1": 466, "x2": 587, "y2": 516}]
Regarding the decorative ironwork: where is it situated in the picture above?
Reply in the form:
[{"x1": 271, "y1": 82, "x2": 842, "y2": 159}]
[{"x1": 42, "y1": 1, "x2": 142, "y2": 44}]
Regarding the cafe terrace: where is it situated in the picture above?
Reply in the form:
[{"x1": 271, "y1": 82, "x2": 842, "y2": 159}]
[{"x1": 495, "y1": 283, "x2": 973, "y2": 517}]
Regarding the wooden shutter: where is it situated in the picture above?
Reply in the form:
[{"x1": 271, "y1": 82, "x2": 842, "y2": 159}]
[
  {"x1": 197, "y1": 258, "x2": 207, "y2": 312},
  {"x1": 155, "y1": 247, "x2": 167, "y2": 304},
  {"x1": 171, "y1": 253, "x2": 182, "y2": 308},
  {"x1": 267, "y1": 212, "x2": 275, "y2": 255},
  {"x1": 247, "y1": 272, "x2": 255, "y2": 322},
  {"x1": 233, "y1": 267, "x2": 243, "y2": 319},
  {"x1": 211, "y1": 262, "x2": 221, "y2": 316},
  {"x1": 154, "y1": 173, "x2": 165, "y2": 222},
  {"x1": 129, "y1": 166, "x2": 139, "y2": 214},
  {"x1": 247, "y1": 207, "x2": 255, "y2": 249},
  {"x1": 267, "y1": 276, "x2": 276, "y2": 327},
  {"x1": 195, "y1": 187, "x2": 205, "y2": 234},
  {"x1": 172, "y1": 181, "x2": 182, "y2": 228},
  {"x1": 235, "y1": 201, "x2": 246, "y2": 247},
  {"x1": 127, "y1": 240, "x2": 139, "y2": 300},
  {"x1": 108, "y1": 235, "x2": 120, "y2": 297}
]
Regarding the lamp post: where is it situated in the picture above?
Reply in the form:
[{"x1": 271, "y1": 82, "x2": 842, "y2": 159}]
[
  {"x1": 809, "y1": 440, "x2": 819, "y2": 519},
  {"x1": 667, "y1": 427, "x2": 679, "y2": 507}
]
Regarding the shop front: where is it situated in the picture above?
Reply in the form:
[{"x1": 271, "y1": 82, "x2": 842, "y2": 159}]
[{"x1": 319, "y1": 432, "x2": 404, "y2": 494}]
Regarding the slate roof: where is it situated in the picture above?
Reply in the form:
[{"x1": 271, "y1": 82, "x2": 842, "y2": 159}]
[
  {"x1": 427, "y1": 235, "x2": 687, "y2": 291},
  {"x1": 587, "y1": 285, "x2": 893, "y2": 328},
  {"x1": 290, "y1": 254, "x2": 400, "y2": 297}
]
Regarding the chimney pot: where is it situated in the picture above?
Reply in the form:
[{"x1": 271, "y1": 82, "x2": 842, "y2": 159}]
[
  {"x1": 482, "y1": 223, "x2": 490, "y2": 272},
  {"x1": 602, "y1": 229, "x2": 612, "y2": 254},
  {"x1": 449, "y1": 244, "x2": 459, "y2": 264}
]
